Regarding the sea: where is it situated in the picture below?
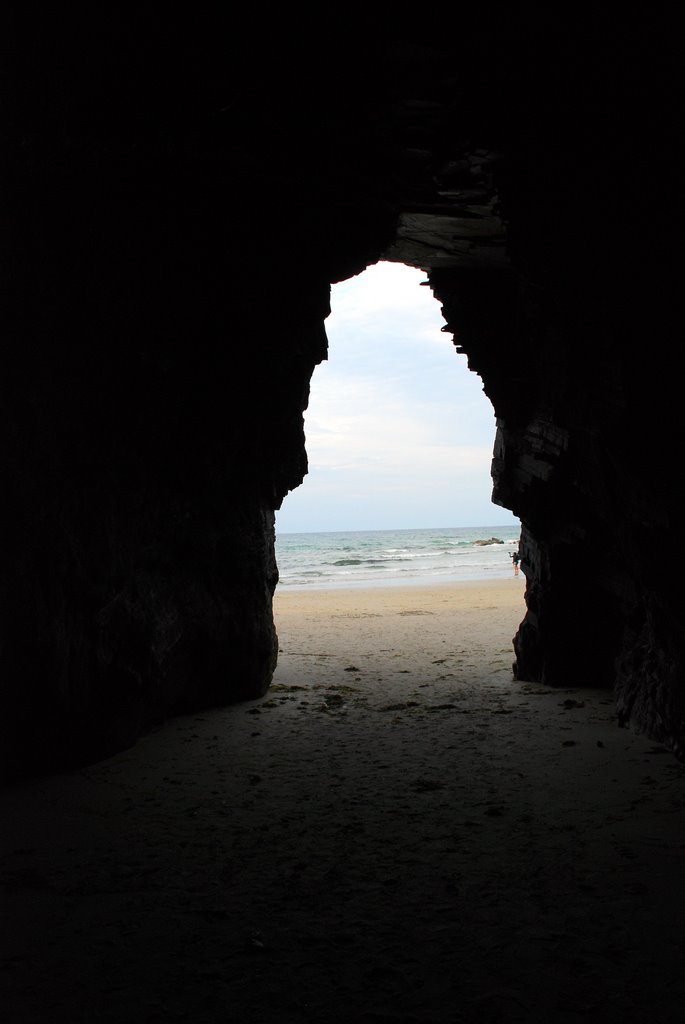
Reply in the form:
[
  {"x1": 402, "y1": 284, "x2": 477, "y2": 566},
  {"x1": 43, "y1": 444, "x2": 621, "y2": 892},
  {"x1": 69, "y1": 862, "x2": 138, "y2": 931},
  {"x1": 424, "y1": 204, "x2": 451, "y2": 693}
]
[{"x1": 275, "y1": 525, "x2": 522, "y2": 590}]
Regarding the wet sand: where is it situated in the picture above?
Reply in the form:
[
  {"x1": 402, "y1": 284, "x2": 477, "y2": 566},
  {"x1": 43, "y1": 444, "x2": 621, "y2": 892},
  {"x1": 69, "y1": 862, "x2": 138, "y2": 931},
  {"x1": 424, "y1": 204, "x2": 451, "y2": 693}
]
[{"x1": 2, "y1": 578, "x2": 685, "y2": 1022}]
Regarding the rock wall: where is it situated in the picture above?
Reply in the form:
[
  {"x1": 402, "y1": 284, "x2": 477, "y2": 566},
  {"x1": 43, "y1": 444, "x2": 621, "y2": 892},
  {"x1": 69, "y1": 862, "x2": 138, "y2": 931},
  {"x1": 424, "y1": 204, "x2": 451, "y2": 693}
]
[
  {"x1": 2, "y1": 18, "x2": 682, "y2": 777},
  {"x1": 425, "y1": 62, "x2": 684, "y2": 755},
  {"x1": 2, "y1": 23, "x2": 399, "y2": 779}
]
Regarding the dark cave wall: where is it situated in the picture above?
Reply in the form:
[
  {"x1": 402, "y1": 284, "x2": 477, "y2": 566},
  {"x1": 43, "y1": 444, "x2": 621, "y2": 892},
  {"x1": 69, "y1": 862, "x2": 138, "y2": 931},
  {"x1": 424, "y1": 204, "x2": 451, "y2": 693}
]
[
  {"x1": 2, "y1": 123, "x2": 402, "y2": 779},
  {"x1": 2, "y1": 18, "x2": 683, "y2": 777},
  {"x1": 2, "y1": 27, "x2": 399, "y2": 779},
  {"x1": 427, "y1": 92, "x2": 684, "y2": 754},
  {"x1": 1, "y1": 208, "x2": 323, "y2": 776},
  {"x1": 2, "y1": 160, "x2": 346, "y2": 777}
]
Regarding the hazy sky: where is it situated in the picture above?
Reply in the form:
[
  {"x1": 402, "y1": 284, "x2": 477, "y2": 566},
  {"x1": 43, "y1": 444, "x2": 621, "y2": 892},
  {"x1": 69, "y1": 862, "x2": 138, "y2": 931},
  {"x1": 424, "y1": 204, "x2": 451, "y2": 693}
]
[{"x1": 275, "y1": 262, "x2": 519, "y2": 534}]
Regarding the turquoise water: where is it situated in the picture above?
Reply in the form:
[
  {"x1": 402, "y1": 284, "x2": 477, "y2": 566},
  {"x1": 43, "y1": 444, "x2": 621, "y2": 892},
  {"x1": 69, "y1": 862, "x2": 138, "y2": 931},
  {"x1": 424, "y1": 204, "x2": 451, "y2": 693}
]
[{"x1": 275, "y1": 525, "x2": 522, "y2": 590}]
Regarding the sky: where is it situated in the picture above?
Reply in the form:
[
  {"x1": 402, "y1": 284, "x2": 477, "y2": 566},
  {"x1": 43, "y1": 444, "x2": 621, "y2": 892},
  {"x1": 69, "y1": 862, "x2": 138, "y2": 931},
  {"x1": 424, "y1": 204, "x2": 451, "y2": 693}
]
[{"x1": 275, "y1": 261, "x2": 519, "y2": 534}]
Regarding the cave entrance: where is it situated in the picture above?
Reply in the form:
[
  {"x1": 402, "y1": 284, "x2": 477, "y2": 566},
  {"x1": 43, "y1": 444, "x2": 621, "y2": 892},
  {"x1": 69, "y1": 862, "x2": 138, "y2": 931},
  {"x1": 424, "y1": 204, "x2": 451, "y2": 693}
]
[
  {"x1": 275, "y1": 261, "x2": 520, "y2": 589},
  {"x1": 272, "y1": 260, "x2": 524, "y2": 705}
]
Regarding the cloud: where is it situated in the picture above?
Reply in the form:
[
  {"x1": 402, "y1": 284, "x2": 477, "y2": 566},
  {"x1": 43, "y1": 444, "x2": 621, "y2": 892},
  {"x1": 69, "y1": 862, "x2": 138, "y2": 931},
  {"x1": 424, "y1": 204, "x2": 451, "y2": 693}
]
[
  {"x1": 329, "y1": 262, "x2": 439, "y2": 327},
  {"x1": 278, "y1": 261, "x2": 517, "y2": 532}
]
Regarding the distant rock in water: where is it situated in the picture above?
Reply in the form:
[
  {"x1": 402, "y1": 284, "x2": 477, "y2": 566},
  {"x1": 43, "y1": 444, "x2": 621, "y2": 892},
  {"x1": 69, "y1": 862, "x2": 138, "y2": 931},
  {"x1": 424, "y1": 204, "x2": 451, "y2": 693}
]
[{"x1": 473, "y1": 537, "x2": 504, "y2": 546}]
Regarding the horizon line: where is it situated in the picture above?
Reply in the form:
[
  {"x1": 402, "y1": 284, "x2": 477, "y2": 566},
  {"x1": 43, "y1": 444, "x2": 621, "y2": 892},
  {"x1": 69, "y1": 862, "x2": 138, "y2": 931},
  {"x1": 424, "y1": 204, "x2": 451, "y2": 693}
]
[{"x1": 276, "y1": 522, "x2": 520, "y2": 536}]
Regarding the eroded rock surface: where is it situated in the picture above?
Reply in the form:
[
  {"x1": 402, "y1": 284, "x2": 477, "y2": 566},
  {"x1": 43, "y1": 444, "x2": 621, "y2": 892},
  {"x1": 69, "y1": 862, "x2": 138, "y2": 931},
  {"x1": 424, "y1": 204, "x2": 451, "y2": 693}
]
[{"x1": 2, "y1": 18, "x2": 682, "y2": 776}]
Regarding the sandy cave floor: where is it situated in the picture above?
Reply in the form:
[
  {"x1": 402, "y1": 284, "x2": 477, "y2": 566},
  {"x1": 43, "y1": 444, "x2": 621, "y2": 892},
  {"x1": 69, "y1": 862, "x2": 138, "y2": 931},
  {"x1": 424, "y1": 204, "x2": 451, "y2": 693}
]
[{"x1": 2, "y1": 578, "x2": 685, "y2": 1023}]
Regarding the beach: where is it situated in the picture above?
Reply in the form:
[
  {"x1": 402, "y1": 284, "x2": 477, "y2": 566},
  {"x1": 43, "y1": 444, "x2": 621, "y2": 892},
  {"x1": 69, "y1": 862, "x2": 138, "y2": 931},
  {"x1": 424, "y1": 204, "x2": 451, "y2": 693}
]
[{"x1": 2, "y1": 577, "x2": 685, "y2": 1022}]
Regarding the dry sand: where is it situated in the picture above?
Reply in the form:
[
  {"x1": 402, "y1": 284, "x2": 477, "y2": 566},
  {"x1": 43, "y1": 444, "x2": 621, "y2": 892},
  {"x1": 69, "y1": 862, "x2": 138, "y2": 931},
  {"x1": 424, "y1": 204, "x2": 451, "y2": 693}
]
[{"x1": 2, "y1": 578, "x2": 685, "y2": 1023}]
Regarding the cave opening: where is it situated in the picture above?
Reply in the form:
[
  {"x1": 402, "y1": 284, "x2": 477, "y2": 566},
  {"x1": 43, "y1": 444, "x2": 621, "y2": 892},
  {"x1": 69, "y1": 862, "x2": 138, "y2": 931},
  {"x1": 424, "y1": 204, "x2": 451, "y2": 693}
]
[
  {"x1": 271, "y1": 261, "x2": 524, "y2": 715},
  {"x1": 275, "y1": 261, "x2": 520, "y2": 589}
]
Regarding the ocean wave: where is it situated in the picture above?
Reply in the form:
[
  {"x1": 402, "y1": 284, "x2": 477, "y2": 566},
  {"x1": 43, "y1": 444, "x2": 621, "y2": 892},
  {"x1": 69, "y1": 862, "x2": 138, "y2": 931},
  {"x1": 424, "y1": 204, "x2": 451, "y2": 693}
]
[
  {"x1": 332, "y1": 556, "x2": 413, "y2": 566},
  {"x1": 276, "y1": 525, "x2": 522, "y2": 587}
]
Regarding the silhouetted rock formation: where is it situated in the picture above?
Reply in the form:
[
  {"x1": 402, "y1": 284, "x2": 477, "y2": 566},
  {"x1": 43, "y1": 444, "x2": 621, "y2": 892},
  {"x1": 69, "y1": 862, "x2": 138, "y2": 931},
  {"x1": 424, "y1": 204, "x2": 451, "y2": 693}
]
[{"x1": 2, "y1": 15, "x2": 682, "y2": 777}]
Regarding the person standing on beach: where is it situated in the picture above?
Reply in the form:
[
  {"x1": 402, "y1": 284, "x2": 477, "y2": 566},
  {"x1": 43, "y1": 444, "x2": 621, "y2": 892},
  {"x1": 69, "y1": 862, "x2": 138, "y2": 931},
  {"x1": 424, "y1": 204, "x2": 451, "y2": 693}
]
[{"x1": 511, "y1": 550, "x2": 520, "y2": 576}]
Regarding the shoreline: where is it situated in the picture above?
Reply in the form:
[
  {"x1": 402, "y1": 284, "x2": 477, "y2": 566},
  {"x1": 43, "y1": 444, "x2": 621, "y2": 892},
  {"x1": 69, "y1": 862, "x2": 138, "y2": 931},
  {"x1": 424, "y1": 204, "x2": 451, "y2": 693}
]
[{"x1": 274, "y1": 570, "x2": 526, "y2": 595}]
